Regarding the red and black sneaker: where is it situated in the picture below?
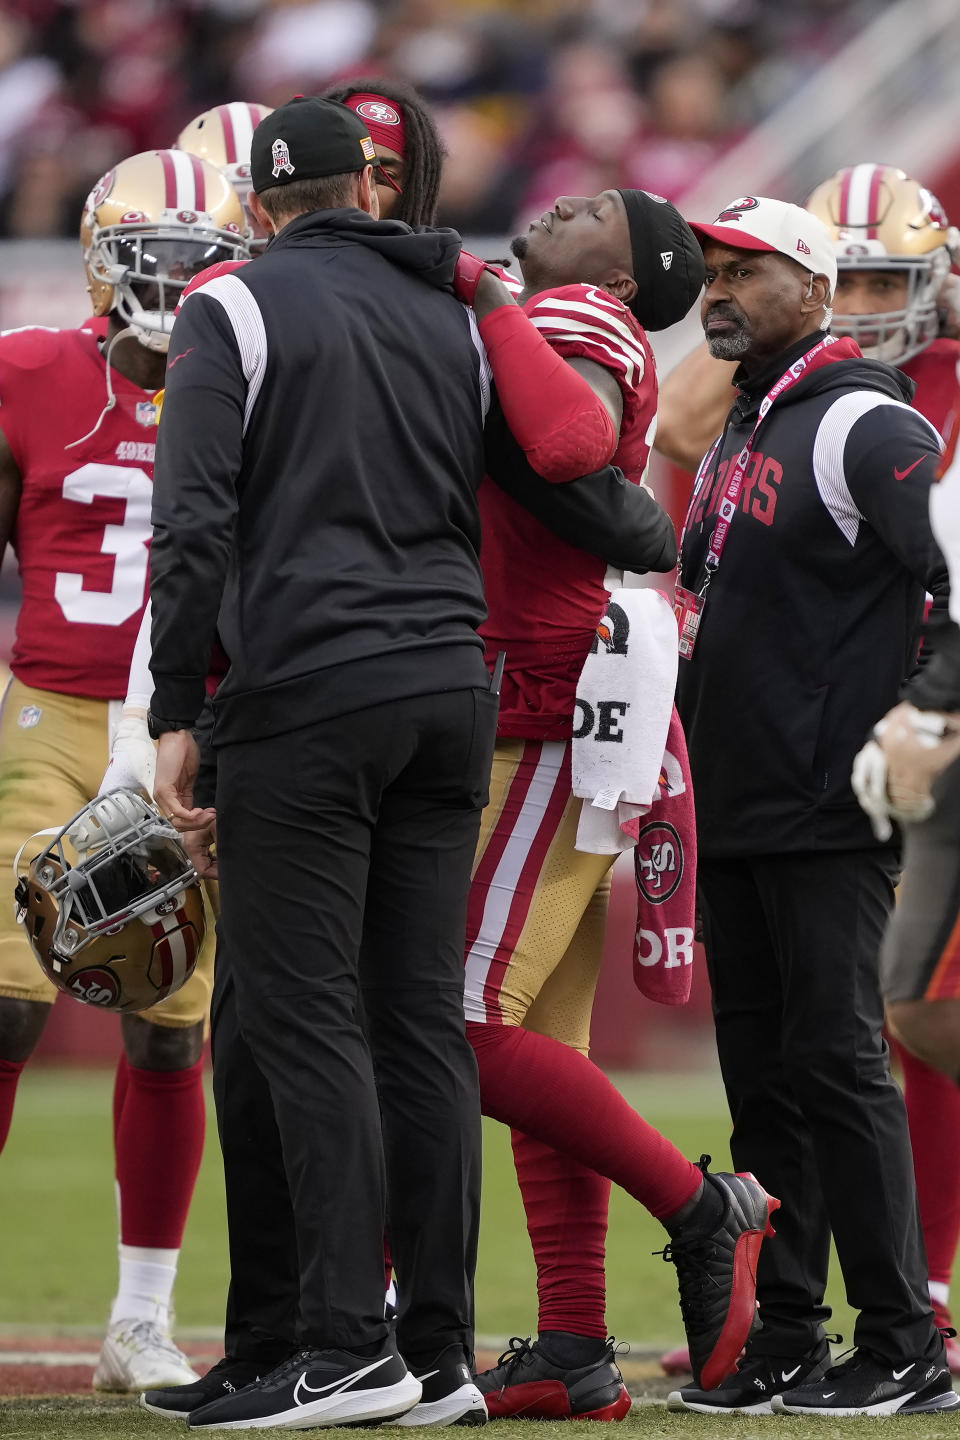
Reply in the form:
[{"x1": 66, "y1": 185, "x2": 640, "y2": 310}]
[
  {"x1": 657, "y1": 1156, "x2": 779, "y2": 1391},
  {"x1": 474, "y1": 1337, "x2": 631, "y2": 1421}
]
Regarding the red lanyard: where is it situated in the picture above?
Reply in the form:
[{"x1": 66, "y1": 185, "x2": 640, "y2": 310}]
[{"x1": 679, "y1": 334, "x2": 840, "y2": 593}]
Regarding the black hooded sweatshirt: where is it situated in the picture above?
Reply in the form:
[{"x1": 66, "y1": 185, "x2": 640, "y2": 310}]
[
  {"x1": 675, "y1": 332, "x2": 949, "y2": 858},
  {"x1": 150, "y1": 208, "x2": 493, "y2": 743}
]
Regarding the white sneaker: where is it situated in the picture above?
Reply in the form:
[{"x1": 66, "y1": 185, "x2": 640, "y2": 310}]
[{"x1": 93, "y1": 1317, "x2": 200, "y2": 1392}]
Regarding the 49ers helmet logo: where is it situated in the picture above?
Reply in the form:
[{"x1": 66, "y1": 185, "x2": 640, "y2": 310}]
[
  {"x1": 67, "y1": 966, "x2": 121, "y2": 1007},
  {"x1": 634, "y1": 821, "x2": 684, "y2": 904},
  {"x1": 715, "y1": 196, "x2": 760, "y2": 224}
]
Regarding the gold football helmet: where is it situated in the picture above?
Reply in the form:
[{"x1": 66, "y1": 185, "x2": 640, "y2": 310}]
[
  {"x1": 177, "y1": 101, "x2": 273, "y2": 251},
  {"x1": 81, "y1": 149, "x2": 250, "y2": 351},
  {"x1": 806, "y1": 163, "x2": 960, "y2": 364},
  {"x1": 14, "y1": 791, "x2": 206, "y2": 1015}
]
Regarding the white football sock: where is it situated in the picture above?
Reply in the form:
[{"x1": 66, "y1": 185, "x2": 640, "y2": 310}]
[
  {"x1": 109, "y1": 1244, "x2": 180, "y2": 1328},
  {"x1": 929, "y1": 1279, "x2": 951, "y2": 1309}
]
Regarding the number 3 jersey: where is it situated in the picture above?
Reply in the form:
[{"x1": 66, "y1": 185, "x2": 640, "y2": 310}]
[{"x1": 0, "y1": 322, "x2": 157, "y2": 699}]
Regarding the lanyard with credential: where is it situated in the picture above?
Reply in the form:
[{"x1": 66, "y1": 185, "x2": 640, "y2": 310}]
[{"x1": 674, "y1": 333, "x2": 840, "y2": 659}]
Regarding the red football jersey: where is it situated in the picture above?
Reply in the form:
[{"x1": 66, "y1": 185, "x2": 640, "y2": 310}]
[
  {"x1": 0, "y1": 323, "x2": 160, "y2": 698},
  {"x1": 480, "y1": 284, "x2": 657, "y2": 739},
  {"x1": 903, "y1": 337, "x2": 960, "y2": 436}
]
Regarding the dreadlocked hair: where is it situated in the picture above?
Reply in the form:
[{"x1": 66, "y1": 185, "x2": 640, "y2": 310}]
[{"x1": 322, "y1": 76, "x2": 446, "y2": 227}]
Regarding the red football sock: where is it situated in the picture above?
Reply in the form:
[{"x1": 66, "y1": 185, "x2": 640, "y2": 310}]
[
  {"x1": 112, "y1": 1051, "x2": 131, "y2": 1153},
  {"x1": 512, "y1": 1130, "x2": 610, "y2": 1338},
  {"x1": 899, "y1": 1041, "x2": 960, "y2": 1291},
  {"x1": 467, "y1": 1022, "x2": 701, "y2": 1219},
  {"x1": 0, "y1": 1057, "x2": 27, "y2": 1154},
  {"x1": 115, "y1": 1056, "x2": 206, "y2": 1248}
]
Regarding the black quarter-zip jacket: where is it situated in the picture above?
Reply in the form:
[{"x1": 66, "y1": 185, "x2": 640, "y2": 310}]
[{"x1": 675, "y1": 332, "x2": 949, "y2": 858}]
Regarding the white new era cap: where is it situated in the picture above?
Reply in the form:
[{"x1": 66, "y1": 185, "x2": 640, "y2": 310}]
[{"x1": 690, "y1": 196, "x2": 837, "y2": 295}]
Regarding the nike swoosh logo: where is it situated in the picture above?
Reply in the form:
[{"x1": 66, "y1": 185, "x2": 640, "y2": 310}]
[
  {"x1": 166, "y1": 346, "x2": 195, "y2": 372},
  {"x1": 781, "y1": 1366, "x2": 802, "y2": 1382},
  {"x1": 293, "y1": 1355, "x2": 392, "y2": 1407},
  {"x1": 892, "y1": 1365, "x2": 915, "y2": 1380},
  {"x1": 416, "y1": 1370, "x2": 439, "y2": 1382},
  {"x1": 894, "y1": 458, "x2": 925, "y2": 481},
  {"x1": 822, "y1": 1392, "x2": 836, "y2": 1399}
]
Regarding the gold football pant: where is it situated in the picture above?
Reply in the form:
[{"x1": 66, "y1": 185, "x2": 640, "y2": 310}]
[
  {"x1": 464, "y1": 738, "x2": 615, "y2": 1053},
  {"x1": 0, "y1": 677, "x2": 214, "y2": 1026}
]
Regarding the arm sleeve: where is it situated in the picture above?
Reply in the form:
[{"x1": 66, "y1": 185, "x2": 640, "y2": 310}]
[
  {"x1": 149, "y1": 292, "x2": 246, "y2": 725},
  {"x1": 838, "y1": 399, "x2": 951, "y2": 695},
  {"x1": 478, "y1": 304, "x2": 618, "y2": 482},
  {"x1": 484, "y1": 398, "x2": 677, "y2": 573},
  {"x1": 125, "y1": 598, "x2": 154, "y2": 710}
]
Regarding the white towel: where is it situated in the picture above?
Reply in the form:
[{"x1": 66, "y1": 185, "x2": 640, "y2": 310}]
[{"x1": 572, "y1": 588, "x2": 678, "y2": 854}]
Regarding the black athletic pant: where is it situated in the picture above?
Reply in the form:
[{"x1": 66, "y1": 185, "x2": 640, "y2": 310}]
[
  {"x1": 698, "y1": 849, "x2": 939, "y2": 1365},
  {"x1": 210, "y1": 951, "x2": 299, "y2": 1367},
  {"x1": 215, "y1": 686, "x2": 496, "y2": 1360}
]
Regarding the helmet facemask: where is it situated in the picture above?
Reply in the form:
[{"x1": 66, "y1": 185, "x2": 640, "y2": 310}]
[
  {"x1": 831, "y1": 250, "x2": 951, "y2": 366},
  {"x1": 88, "y1": 219, "x2": 247, "y2": 352},
  {"x1": 18, "y1": 791, "x2": 197, "y2": 963}
]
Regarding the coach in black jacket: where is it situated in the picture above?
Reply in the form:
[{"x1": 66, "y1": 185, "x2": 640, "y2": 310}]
[
  {"x1": 669, "y1": 197, "x2": 956, "y2": 1419},
  {"x1": 147, "y1": 98, "x2": 498, "y2": 1430}
]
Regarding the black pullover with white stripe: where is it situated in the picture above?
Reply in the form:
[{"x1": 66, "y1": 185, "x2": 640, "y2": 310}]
[
  {"x1": 149, "y1": 208, "x2": 493, "y2": 743},
  {"x1": 675, "y1": 331, "x2": 949, "y2": 858}
]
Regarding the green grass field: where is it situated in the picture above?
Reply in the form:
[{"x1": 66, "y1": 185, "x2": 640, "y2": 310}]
[{"x1": 0, "y1": 1066, "x2": 939, "y2": 1440}]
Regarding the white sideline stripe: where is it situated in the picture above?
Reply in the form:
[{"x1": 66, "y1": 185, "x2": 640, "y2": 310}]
[
  {"x1": 462, "y1": 741, "x2": 566, "y2": 1021},
  {"x1": 0, "y1": 1349, "x2": 102, "y2": 1364}
]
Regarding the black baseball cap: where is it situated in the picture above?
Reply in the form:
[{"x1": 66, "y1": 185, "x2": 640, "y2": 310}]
[
  {"x1": 251, "y1": 96, "x2": 377, "y2": 194},
  {"x1": 617, "y1": 189, "x2": 706, "y2": 331}
]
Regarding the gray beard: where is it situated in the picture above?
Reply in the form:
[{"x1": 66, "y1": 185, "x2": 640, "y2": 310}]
[{"x1": 706, "y1": 326, "x2": 751, "y2": 361}]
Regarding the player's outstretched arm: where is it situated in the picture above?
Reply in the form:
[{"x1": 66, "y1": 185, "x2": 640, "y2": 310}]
[
  {"x1": 0, "y1": 426, "x2": 23, "y2": 570},
  {"x1": 655, "y1": 341, "x2": 737, "y2": 473},
  {"x1": 469, "y1": 269, "x2": 623, "y2": 482},
  {"x1": 486, "y1": 401, "x2": 676, "y2": 573}
]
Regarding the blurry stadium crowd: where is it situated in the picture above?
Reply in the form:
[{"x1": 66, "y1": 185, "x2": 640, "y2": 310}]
[{"x1": 1, "y1": 0, "x2": 890, "y2": 242}]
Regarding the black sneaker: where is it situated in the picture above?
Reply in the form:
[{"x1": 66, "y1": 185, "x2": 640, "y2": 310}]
[
  {"x1": 187, "y1": 1338, "x2": 421, "y2": 1429},
  {"x1": 474, "y1": 1337, "x2": 631, "y2": 1420},
  {"x1": 657, "y1": 1156, "x2": 779, "y2": 1390},
  {"x1": 140, "y1": 1356, "x2": 265, "y2": 1418},
  {"x1": 388, "y1": 1344, "x2": 487, "y2": 1427},
  {"x1": 772, "y1": 1345, "x2": 960, "y2": 1416},
  {"x1": 668, "y1": 1340, "x2": 831, "y2": 1415}
]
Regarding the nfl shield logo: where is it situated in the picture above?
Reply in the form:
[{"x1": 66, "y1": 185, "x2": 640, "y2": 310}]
[
  {"x1": 17, "y1": 705, "x2": 42, "y2": 729},
  {"x1": 271, "y1": 138, "x2": 295, "y2": 179},
  {"x1": 136, "y1": 401, "x2": 159, "y2": 427}
]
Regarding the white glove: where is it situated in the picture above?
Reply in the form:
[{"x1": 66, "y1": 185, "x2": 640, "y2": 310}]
[
  {"x1": 99, "y1": 707, "x2": 156, "y2": 798},
  {"x1": 851, "y1": 735, "x2": 894, "y2": 842}
]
